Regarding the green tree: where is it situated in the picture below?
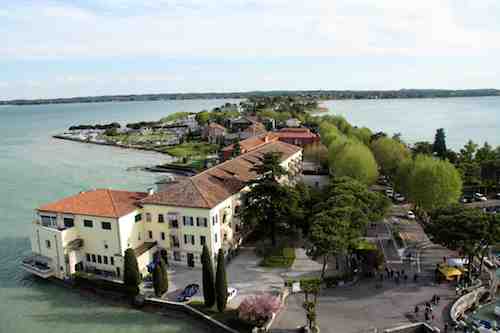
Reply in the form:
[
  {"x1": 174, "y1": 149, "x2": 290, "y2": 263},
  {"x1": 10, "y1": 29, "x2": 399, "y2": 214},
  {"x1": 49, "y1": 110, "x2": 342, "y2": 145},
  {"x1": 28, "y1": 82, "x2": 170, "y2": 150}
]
[
  {"x1": 427, "y1": 205, "x2": 500, "y2": 283},
  {"x1": 394, "y1": 158, "x2": 415, "y2": 197},
  {"x1": 330, "y1": 141, "x2": 379, "y2": 185},
  {"x1": 123, "y1": 248, "x2": 140, "y2": 296},
  {"x1": 241, "y1": 152, "x2": 299, "y2": 246},
  {"x1": 433, "y1": 128, "x2": 447, "y2": 159},
  {"x1": 152, "y1": 262, "x2": 163, "y2": 296},
  {"x1": 459, "y1": 140, "x2": 478, "y2": 163},
  {"x1": 201, "y1": 245, "x2": 216, "y2": 308},
  {"x1": 411, "y1": 141, "x2": 433, "y2": 156},
  {"x1": 370, "y1": 137, "x2": 410, "y2": 176},
  {"x1": 407, "y1": 155, "x2": 463, "y2": 210},
  {"x1": 195, "y1": 110, "x2": 210, "y2": 126},
  {"x1": 308, "y1": 208, "x2": 364, "y2": 279},
  {"x1": 215, "y1": 249, "x2": 228, "y2": 312},
  {"x1": 476, "y1": 142, "x2": 496, "y2": 162},
  {"x1": 232, "y1": 139, "x2": 241, "y2": 158},
  {"x1": 351, "y1": 127, "x2": 373, "y2": 145}
]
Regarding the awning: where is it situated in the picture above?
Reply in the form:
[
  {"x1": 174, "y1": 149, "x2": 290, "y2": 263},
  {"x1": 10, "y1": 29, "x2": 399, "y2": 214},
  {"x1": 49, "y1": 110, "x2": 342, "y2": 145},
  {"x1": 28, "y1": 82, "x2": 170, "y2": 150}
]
[{"x1": 439, "y1": 266, "x2": 463, "y2": 280}]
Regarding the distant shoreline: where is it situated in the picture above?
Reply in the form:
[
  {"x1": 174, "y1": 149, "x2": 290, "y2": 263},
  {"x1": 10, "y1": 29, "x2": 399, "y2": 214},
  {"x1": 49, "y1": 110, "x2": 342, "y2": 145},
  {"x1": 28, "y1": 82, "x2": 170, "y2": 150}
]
[{"x1": 2, "y1": 89, "x2": 499, "y2": 106}]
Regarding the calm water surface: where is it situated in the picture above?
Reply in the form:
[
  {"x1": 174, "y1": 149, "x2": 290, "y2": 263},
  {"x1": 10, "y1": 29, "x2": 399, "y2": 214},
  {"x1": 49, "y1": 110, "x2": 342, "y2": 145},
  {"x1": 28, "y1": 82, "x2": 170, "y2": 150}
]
[
  {"x1": 0, "y1": 99, "x2": 240, "y2": 333},
  {"x1": 323, "y1": 96, "x2": 500, "y2": 150}
]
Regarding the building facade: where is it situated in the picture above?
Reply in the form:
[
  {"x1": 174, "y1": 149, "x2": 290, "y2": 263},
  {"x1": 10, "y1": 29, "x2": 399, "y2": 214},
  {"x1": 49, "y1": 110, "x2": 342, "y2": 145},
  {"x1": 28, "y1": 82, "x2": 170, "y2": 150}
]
[{"x1": 23, "y1": 140, "x2": 302, "y2": 281}]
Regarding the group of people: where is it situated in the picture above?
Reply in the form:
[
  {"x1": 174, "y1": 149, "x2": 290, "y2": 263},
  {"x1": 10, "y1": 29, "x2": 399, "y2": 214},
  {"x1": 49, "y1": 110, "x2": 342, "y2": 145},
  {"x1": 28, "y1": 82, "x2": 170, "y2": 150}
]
[
  {"x1": 380, "y1": 267, "x2": 418, "y2": 284},
  {"x1": 414, "y1": 295, "x2": 442, "y2": 325}
]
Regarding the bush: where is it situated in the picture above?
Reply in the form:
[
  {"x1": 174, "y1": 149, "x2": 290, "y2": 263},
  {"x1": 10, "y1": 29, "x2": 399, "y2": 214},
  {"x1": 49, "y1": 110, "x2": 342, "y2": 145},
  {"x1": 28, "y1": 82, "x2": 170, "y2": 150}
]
[
  {"x1": 261, "y1": 247, "x2": 296, "y2": 268},
  {"x1": 238, "y1": 294, "x2": 281, "y2": 328}
]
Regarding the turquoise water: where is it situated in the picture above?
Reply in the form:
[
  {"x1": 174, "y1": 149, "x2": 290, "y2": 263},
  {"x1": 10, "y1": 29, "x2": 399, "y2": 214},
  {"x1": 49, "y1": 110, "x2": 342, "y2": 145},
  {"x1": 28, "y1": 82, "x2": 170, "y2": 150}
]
[
  {"x1": 323, "y1": 96, "x2": 500, "y2": 150},
  {"x1": 0, "y1": 99, "x2": 239, "y2": 333}
]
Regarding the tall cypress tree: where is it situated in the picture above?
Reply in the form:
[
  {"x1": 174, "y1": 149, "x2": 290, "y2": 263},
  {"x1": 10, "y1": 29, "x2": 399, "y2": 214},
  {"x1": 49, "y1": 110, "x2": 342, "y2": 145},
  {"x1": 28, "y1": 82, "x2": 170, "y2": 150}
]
[
  {"x1": 215, "y1": 249, "x2": 228, "y2": 312},
  {"x1": 159, "y1": 257, "x2": 169, "y2": 294},
  {"x1": 152, "y1": 263, "x2": 163, "y2": 296},
  {"x1": 123, "y1": 248, "x2": 140, "y2": 296},
  {"x1": 433, "y1": 128, "x2": 447, "y2": 159},
  {"x1": 201, "y1": 245, "x2": 216, "y2": 307}
]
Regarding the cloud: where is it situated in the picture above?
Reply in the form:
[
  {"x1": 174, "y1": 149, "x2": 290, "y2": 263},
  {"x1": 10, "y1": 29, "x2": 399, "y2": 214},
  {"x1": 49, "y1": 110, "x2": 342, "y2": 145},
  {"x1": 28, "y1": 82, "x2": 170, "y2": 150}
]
[{"x1": 1, "y1": 0, "x2": 499, "y2": 60}]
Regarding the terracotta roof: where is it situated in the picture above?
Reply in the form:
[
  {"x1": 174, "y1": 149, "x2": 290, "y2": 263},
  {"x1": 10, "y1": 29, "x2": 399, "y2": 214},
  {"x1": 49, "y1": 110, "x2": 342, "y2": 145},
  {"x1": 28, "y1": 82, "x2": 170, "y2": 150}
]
[
  {"x1": 141, "y1": 140, "x2": 302, "y2": 209},
  {"x1": 38, "y1": 189, "x2": 147, "y2": 218},
  {"x1": 222, "y1": 133, "x2": 280, "y2": 153},
  {"x1": 276, "y1": 128, "x2": 319, "y2": 139},
  {"x1": 242, "y1": 122, "x2": 266, "y2": 135}
]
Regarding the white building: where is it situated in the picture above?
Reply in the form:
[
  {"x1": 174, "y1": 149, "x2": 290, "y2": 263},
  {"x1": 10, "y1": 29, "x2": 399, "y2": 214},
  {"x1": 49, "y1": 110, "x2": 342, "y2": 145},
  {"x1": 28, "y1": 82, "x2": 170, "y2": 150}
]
[{"x1": 23, "y1": 140, "x2": 302, "y2": 281}]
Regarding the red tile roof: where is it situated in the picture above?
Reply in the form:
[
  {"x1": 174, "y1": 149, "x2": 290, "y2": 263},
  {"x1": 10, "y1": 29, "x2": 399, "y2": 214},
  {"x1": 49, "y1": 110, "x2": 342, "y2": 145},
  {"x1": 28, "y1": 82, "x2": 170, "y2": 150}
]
[
  {"x1": 38, "y1": 189, "x2": 147, "y2": 218},
  {"x1": 276, "y1": 127, "x2": 319, "y2": 139},
  {"x1": 141, "y1": 140, "x2": 302, "y2": 209},
  {"x1": 222, "y1": 133, "x2": 280, "y2": 153}
]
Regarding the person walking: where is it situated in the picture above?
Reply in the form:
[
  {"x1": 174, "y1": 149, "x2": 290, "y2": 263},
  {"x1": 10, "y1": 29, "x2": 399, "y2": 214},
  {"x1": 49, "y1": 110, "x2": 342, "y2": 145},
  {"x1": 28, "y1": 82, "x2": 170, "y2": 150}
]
[{"x1": 414, "y1": 305, "x2": 419, "y2": 317}]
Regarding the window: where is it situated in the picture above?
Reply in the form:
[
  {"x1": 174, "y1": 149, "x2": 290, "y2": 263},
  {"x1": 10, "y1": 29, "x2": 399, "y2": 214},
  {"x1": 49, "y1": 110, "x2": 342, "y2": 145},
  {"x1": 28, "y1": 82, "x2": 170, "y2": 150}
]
[
  {"x1": 97, "y1": 255, "x2": 102, "y2": 264},
  {"x1": 148, "y1": 230, "x2": 153, "y2": 239},
  {"x1": 174, "y1": 251, "x2": 181, "y2": 261},
  {"x1": 63, "y1": 217, "x2": 74, "y2": 228},
  {"x1": 84, "y1": 220, "x2": 93, "y2": 228},
  {"x1": 110, "y1": 257, "x2": 114, "y2": 266},
  {"x1": 135, "y1": 214, "x2": 142, "y2": 222},
  {"x1": 196, "y1": 217, "x2": 200, "y2": 227},
  {"x1": 161, "y1": 232, "x2": 165, "y2": 240},
  {"x1": 183, "y1": 216, "x2": 187, "y2": 226},
  {"x1": 203, "y1": 218, "x2": 208, "y2": 227},
  {"x1": 101, "y1": 222, "x2": 111, "y2": 230},
  {"x1": 138, "y1": 232, "x2": 141, "y2": 241},
  {"x1": 158, "y1": 214, "x2": 164, "y2": 223},
  {"x1": 86, "y1": 253, "x2": 91, "y2": 261},
  {"x1": 214, "y1": 233, "x2": 218, "y2": 243},
  {"x1": 41, "y1": 215, "x2": 57, "y2": 228},
  {"x1": 46, "y1": 240, "x2": 51, "y2": 248},
  {"x1": 224, "y1": 233, "x2": 228, "y2": 241},
  {"x1": 146, "y1": 213, "x2": 151, "y2": 222},
  {"x1": 91, "y1": 254, "x2": 96, "y2": 263},
  {"x1": 200, "y1": 236, "x2": 206, "y2": 246},
  {"x1": 189, "y1": 217, "x2": 194, "y2": 226},
  {"x1": 184, "y1": 234, "x2": 188, "y2": 244},
  {"x1": 235, "y1": 205, "x2": 241, "y2": 215},
  {"x1": 191, "y1": 235, "x2": 195, "y2": 245},
  {"x1": 103, "y1": 256, "x2": 108, "y2": 265}
]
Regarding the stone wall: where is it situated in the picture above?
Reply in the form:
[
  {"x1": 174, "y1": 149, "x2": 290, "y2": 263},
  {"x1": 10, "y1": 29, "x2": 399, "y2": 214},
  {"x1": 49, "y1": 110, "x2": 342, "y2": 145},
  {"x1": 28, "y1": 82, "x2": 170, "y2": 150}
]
[{"x1": 450, "y1": 286, "x2": 488, "y2": 325}]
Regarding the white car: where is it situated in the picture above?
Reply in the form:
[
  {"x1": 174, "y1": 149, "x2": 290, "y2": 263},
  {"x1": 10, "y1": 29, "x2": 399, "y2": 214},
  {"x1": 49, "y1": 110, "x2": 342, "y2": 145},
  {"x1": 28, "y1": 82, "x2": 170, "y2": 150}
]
[
  {"x1": 407, "y1": 211, "x2": 416, "y2": 220},
  {"x1": 474, "y1": 193, "x2": 487, "y2": 201},
  {"x1": 227, "y1": 287, "x2": 238, "y2": 301},
  {"x1": 394, "y1": 193, "x2": 405, "y2": 202},
  {"x1": 385, "y1": 189, "x2": 394, "y2": 197}
]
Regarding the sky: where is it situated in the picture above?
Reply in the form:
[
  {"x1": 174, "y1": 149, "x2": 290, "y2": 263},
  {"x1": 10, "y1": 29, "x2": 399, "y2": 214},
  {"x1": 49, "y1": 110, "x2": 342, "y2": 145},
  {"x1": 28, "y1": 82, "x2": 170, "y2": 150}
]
[{"x1": 1, "y1": 0, "x2": 500, "y2": 100}]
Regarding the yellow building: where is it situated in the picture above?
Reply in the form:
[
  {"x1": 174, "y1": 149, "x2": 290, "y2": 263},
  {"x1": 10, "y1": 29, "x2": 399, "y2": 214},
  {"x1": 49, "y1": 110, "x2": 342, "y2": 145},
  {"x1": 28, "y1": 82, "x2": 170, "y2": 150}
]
[{"x1": 23, "y1": 140, "x2": 302, "y2": 281}]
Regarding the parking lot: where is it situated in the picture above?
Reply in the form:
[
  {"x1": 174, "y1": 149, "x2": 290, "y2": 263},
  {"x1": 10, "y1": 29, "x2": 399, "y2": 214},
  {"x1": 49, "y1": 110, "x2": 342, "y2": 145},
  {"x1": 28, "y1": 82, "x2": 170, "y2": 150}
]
[{"x1": 163, "y1": 247, "x2": 287, "y2": 307}]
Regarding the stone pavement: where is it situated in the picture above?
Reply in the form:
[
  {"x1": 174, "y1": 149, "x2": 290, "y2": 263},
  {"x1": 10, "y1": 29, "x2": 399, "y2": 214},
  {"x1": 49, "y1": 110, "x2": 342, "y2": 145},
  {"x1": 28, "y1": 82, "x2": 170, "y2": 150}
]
[{"x1": 271, "y1": 277, "x2": 456, "y2": 333}]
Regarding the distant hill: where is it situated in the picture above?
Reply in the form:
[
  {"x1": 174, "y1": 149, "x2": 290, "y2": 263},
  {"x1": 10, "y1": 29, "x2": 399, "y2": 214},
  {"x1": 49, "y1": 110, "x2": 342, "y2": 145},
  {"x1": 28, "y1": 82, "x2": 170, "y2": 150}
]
[{"x1": 1, "y1": 89, "x2": 499, "y2": 106}]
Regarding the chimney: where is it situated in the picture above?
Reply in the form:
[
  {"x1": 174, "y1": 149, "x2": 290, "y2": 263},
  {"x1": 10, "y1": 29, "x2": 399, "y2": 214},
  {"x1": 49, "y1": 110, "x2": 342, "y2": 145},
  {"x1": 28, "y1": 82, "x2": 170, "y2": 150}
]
[{"x1": 147, "y1": 187, "x2": 155, "y2": 195}]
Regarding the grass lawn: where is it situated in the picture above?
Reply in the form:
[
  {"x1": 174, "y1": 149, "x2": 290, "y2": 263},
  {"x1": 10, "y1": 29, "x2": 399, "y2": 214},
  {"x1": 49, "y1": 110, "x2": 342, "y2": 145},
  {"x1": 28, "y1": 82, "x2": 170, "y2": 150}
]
[
  {"x1": 260, "y1": 247, "x2": 296, "y2": 268},
  {"x1": 189, "y1": 301, "x2": 254, "y2": 333},
  {"x1": 163, "y1": 142, "x2": 218, "y2": 159}
]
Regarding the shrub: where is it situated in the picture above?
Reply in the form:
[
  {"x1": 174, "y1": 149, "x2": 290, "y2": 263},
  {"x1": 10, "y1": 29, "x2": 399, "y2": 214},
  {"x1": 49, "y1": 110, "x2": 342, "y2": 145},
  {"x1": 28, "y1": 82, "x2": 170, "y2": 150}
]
[
  {"x1": 238, "y1": 294, "x2": 281, "y2": 327},
  {"x1": 261, "y1": 247, "x2": 296, "y2": 268}
]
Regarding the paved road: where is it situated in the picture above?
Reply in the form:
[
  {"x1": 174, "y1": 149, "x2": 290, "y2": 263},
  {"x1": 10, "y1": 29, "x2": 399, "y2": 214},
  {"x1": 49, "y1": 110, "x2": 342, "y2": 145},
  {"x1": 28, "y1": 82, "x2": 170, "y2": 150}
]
[{"x1": 271, "y1": 278, "x2": 455, "y2": 333}]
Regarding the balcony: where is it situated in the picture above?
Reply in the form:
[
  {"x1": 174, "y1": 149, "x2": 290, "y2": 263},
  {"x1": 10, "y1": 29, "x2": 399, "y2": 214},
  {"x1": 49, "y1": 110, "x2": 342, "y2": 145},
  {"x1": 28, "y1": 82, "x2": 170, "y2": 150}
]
[{"x1": 21, "y1": 255, "x2": 54, "y2": 279}]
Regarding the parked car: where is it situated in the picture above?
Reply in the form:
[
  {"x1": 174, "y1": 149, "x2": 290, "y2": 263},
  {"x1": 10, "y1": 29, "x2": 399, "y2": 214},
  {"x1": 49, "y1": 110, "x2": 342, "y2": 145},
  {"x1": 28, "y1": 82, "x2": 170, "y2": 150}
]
[
  {"x1": 385, "y1": 188, "x2": 394, "y2": 198},
  {"x1": 394, "y1": 193, "x2": 405, "y2": 203},
  {"x1": 227, "y1": 287, "x2": 238, "y2": 301},
  {"x1": 176, "y1": 284, "x2": 200, "y2": 302},
  {"x1": 496, "y1": 193, "x2": 500, "y2": 200},
  {"x1": 474, "y1": 193, "x2": 487, "y2": 202},
  {"x1": 460, "y1": 196, "x2": 472, "y2": 203},
  {"x1": 407, "y1": 211, "x2": 416, "y2": 220}
]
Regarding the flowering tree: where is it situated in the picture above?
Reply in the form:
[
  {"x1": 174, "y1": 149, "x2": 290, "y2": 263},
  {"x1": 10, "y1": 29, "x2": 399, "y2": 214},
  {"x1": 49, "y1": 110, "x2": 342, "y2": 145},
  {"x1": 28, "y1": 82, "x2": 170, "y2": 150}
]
[{"x1": 238, "y1": 294, "x2": 281, "y2": 327}]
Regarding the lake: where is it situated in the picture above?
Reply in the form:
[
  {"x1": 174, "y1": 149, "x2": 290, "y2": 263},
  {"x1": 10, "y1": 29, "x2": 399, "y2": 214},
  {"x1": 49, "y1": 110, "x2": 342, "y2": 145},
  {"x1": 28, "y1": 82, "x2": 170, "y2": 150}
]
[
  {"x1": 322, "y1": 96, "x2": 500, "y2": 150},
  {"x1": 0, "y1": 96, "x2": 498, "y2": 333},
  {"x1": 0, "y1": 99, "x2": 240, "y2": 333}
]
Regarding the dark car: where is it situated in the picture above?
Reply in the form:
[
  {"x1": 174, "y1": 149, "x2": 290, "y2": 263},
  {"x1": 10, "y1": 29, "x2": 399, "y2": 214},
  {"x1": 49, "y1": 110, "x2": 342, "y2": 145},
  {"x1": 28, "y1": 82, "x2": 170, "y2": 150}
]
[{"x1": 176, "y1": 284, "x2": 200, "y2": 302}]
